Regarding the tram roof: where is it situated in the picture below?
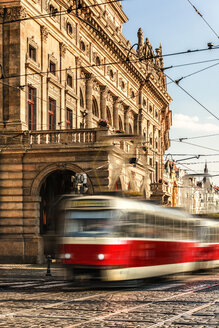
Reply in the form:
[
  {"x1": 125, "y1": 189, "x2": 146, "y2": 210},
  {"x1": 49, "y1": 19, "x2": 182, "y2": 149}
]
[{"x1": 67, "y1": 195, "x2": 195, "y2": 221}]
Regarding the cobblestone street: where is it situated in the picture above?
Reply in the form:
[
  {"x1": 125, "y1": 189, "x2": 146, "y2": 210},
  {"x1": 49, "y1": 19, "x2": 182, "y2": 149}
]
[{"x1": 0, "y1": 266, "x2": 218, "y2": 328}]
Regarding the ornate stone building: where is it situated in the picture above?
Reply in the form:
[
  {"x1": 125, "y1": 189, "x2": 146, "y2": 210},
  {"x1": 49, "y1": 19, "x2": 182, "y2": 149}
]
[{"x1": 0, "y1": 0, "x2": 172, "y2": 263}]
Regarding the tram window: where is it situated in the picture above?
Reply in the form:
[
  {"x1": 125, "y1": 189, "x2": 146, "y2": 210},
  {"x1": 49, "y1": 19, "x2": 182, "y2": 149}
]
[
  {"x1": 187, "y1": 221, "x2": 193, "y2": 240},
  {"x1": 145, "y1": 214, "x2": 156, "y2": 239},
  {"x1": 210, "y1": 227, "x2": 215, "y2": 243},
  {"x1": 155, "y1": 216, "x2": 164, "y2": 239},
  {"x1": 164, "y1": 218, "x2": 173, "y2": 240},
  {"x1": 173, "y1": 219, "x2": 181, "y2": 241},
  {"x1": 216, "y1": 228, "x2": 219, "y2": 242},
  {"x1": 127, "y1": 212, "x2": 145, "y2": 238},
  {"x1": 181, "y1": 221, "x2": 188, "y2": 240},
  {"x1": 64, "y1": 210, "x2": 117, "y2": 236}
]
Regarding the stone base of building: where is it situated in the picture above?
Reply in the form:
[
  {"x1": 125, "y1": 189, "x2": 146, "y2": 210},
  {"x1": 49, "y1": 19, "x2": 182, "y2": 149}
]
[{"x1": 0, "y1": 235, "x2": 45, "y2": 264}]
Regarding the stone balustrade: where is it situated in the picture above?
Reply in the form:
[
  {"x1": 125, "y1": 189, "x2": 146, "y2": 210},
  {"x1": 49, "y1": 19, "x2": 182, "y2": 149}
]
[
  {"x1": 151, "y1": 182, "x2": 169, "y2": 194},
  {"x1": 0, "y1": 129, "x2": 103, "y2": 149}
]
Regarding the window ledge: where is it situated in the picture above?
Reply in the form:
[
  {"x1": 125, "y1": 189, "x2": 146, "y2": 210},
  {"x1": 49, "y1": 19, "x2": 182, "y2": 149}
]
[
  {"x1": 65, "y1": 86, "x2": 78, "y2": 99},
  {"x1": 47, "y1": 74, "x2": 63, "y2": 88},
  {"x1": 25, "y1": 59, "x2": 41, "y2": 73}
]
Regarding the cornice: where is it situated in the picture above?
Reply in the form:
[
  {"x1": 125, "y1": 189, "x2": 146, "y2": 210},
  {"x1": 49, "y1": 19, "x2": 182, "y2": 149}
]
[
  {"x1": 111, "y1": 2, "x2": 128, "y2": 23},
  {"x1": 145, "y1": 73, "x2": 172, "y2": 106}
]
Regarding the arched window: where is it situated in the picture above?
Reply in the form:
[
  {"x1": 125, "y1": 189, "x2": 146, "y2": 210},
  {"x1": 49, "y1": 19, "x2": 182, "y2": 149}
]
[
  {"x1": 80, "y1": 89, "x2": 84, "y2": 108},
  {"x1": 119, "y1": 116, "x2": 123, "y2": 131},
  {"x1": 96, "y1": 56, "x2": 101, "y2": 67},
  {"x1": 80, "y1": 41, "x2": 86, "y2": 52},
  {"x1": 67, "y1": 22, "x2": 72, "y2": 35},
  {"x1": 92, "y1": 96, "x2": 99, "y2": 117},
  {"x1": 106, "y1": 107, "x2": 112, "y2": 125}
]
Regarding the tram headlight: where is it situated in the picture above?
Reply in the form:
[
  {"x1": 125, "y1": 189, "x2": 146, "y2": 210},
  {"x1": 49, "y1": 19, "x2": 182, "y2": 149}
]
[
  {"x1": 97, "y1": 254, "x2": 105, "y2": 260},
  {"x1": 64, "y1": 253, "x2": 71, "y2": 259}
]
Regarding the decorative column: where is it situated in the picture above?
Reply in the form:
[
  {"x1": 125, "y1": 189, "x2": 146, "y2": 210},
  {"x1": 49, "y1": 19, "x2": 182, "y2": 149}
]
[
  {"x1": 124, "y1": 106, "x2": 130, "y2": 133},
  {"x1": 113, "y1": 97, "x2": 120, "y2": 130},
  {"x1": 60, "y1": 42, "x2": 66, "y2": 130},
  {"x1": 41, "y1": 26, "x2": 49, "y2": 130},
  {"x1": 85, "y1": 73, "x2": 94, "y2": 128},
  {"x1": 100, "y1": 86, "x2": 108, "y2": 120}
]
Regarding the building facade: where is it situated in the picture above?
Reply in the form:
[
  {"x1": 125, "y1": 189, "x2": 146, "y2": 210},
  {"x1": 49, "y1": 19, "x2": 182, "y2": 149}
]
[{"x1": 0, "y1": 0, "x2": 172, "y2": 263}]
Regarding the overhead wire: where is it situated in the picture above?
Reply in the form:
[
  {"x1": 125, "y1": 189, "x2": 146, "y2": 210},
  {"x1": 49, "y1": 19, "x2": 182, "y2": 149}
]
[
  {"x1": 172, "y1": 140, "x2": 219, "y2": 152},
  {"x1": 171, "y1": 133, "x2": 219, "y2": 141},
  {"x1": 165, "y1": 72, "x2": 219, "y2": 121},
  {"x1": 167, "y1": 61, "x2": 219, "y2": 85},
  {"x1": 2, "y1": 44, "x2": 219, "y2": 81},
  {"x1": 186, "y1": 0, "x2": 219, "y2": 39},
  {"x1": 163, "y1": 58, "x2": 219, "y2": 71},
  {"x1": 0, "y1": 0, "x2": 122, "y2": 25}
]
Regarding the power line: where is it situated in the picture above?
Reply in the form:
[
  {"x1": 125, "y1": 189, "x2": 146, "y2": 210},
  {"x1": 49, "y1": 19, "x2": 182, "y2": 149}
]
[
  {"x1": 163, "y1": 58, "x2": 219, "y2": 71},
  {"x1": 165, "y1": 73, "x2": 219, "y2": 121},
  {"x1": 177, "y1": 161, "x2": 219, "y2": 165},
  {"x1": 171, "y1": 133, "x2": 219, "y2": 141},
  {"x1": 172, "y1": 140, "x2": 219, "y2": 152},
  {"x1": 3, "y1": 44, "x2": 219, "y2": 81},
  {"x1": 186, "y1": 0, "x2": 219, "y2": 39},
  {"x1": 166, "y1": 153, "x2": 219, "y2": 157},
  {"x1": 0, "y1": 0, "x2": 122, "y2": 25},
  {"x1": 167, "y1": 62, "x2": 219, "y2": 85}
]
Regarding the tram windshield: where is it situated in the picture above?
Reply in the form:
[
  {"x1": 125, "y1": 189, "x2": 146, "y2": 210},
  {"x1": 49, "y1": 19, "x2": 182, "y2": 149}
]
[{"x1": 63, "y1": 210, "x2": 119, "y2": 236}]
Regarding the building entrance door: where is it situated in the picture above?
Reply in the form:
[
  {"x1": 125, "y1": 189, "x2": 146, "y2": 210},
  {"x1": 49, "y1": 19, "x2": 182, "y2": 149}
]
[{"x1": 40, "y1": 170, "x2": 74, "y2": 258}]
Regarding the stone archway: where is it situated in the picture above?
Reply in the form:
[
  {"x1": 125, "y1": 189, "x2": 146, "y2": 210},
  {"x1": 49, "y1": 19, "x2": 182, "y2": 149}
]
[{"x1": 30, "y1": 163, "x2": 94, "y2": 259}]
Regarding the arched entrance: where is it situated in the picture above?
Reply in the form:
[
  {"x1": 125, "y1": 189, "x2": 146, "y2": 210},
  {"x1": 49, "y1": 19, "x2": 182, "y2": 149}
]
[{"x1": 40, "y1": 169, "x2": 75, "y2": 257}]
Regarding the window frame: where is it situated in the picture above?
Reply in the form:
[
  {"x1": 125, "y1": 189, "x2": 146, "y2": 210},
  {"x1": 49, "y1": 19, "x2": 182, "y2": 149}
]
[
  {"x1": 27, "y1": 86, "x2": 37, "y2": 131},
  {"x1": 48, "y1": 97, "x2": 56, "y2": 130}
]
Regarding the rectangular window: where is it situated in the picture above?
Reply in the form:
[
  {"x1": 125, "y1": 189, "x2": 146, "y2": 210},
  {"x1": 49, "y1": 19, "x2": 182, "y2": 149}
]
[
  {"x1": 50, "y1": 61, "x2": 56, "y2": 75},
  {"x1": 66, "y1": 108, "x2": 73, "y2": 129},
  {"x1": 67, "y1": 74, "x2": 73, "y2": 88},
  {"x1": 48, "y1": 98, "x2": 56, "y2": 130},
  {"x1": 29, "y1": 44, "x2": 36, "y2": 61},
  {"x1": 28, "y1": 87, "x2": 36, "y2": 130}
]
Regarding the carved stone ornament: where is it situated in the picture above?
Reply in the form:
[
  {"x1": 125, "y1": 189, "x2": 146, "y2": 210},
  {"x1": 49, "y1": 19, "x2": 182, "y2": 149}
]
[
  {"x1": 92, "y1": 51, "x2": 97, "y2": 62},
  {"x1": 80, "y1": 70, "x2": 86, "y2": 79},
  {"x1": 93, "y1": 81, "x2": 100, "y2": 92},
  {"x1": 41, "y1": 26, "x2": 49, "y2": 42},
  {"x1": 5, "y1": 6, "x2": 27, "y2": 21},
  {"x1": 107, "y1": 92, "x2": 113, "y2": 103},
  {"x1": 60, "y1": 42, "x2": 67, "y2": 58}
]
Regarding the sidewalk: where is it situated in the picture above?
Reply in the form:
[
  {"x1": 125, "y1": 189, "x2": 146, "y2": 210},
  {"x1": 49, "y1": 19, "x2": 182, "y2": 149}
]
[{"x1": 0, "y1": 263, "x2": 64, "y2": 280}]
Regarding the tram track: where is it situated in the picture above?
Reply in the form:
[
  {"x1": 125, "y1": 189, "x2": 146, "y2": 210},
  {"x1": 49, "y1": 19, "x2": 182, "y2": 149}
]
[
  {"x1": 0, "y1": 277, "x2": 218, "y2": 327},
  {"x1": 62, "y1": 281, "x2": 219, "y2": 328}
]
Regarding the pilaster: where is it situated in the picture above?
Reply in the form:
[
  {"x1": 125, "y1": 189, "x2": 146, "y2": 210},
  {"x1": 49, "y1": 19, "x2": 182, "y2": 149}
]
[
  {"x1": 85, "y1": 73, "x2": 94, "y2": 128},
  {"x1": 113, "y1": 97, "x2": 120, "y2": 130}
]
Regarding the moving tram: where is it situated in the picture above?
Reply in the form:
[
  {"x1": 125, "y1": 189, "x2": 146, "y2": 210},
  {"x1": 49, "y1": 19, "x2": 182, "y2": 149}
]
[{"x1": 57, "y1": 195, "x2": 219, "y2": 281}]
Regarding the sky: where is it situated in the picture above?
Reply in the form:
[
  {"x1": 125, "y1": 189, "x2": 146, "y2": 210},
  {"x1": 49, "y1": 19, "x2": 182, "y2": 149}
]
[{"x1": 121, "y1": 0, "x2": 219, "y2": 186}]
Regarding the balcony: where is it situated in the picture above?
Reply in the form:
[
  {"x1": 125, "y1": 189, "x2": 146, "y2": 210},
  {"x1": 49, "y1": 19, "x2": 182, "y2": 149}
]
[{"x1": 0, "y1": 128, "x2": 109, "y2": 149}]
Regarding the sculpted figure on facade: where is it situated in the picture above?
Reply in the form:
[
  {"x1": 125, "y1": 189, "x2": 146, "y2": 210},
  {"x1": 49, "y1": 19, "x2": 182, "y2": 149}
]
[{"x1": 137, "y1": 28, "x2": 144, "y2": 58}]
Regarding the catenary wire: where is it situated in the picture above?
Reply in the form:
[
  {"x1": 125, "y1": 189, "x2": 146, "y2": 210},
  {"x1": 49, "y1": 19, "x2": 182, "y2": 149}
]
[
  {"x1": 163, "y1": 58, "x2": 219, "y2": 71},
  {"x1": 170, "y1": 133, "x2": 219, "y2": 141},
  {"x1": 186, "y1": 0, "x2": 219, "y2": 39},
  {"x1": 0, "y1": 0, "x2": 122, "y2": 25},
  {"x1": 172, "y1": 140, "x2": 219, "y2": 152},
  {"x1": 165, "y1": 73, "x2": 219, "y2": 121},
  {"x1": 167, "y1": 61, "x2": 219, "y2": 85},
  {"x1": 2, "y1": 45, "x2": 219, "y2": 81}
]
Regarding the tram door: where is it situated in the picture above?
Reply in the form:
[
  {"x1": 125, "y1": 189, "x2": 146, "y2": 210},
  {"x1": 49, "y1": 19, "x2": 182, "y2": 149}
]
[{"x1": 40, "y1": 170, "x2": 74, "y2": 257}]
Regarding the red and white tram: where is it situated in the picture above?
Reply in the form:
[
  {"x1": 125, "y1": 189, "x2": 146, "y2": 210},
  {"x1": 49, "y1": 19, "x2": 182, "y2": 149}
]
[{"x1": 57, "y1": 195, "x2": 219, "y2": 281}]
